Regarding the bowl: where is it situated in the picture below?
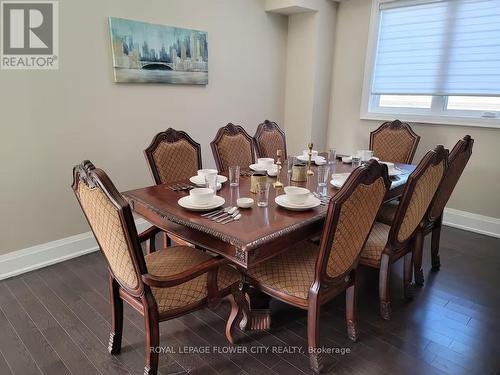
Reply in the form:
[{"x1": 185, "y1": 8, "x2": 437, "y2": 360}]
[
  {"x1": 189, "y1": 188, "x2": 214, "y2": 205},
  {"x1": 257, "y1": 158, "x2": 275, "y2": 168},
  {"x1": 342, "y1": 156, "x2": 352, "y2": 163},
  {"x1": 197, "y1": 169, "x2": 218, "y2": 179},
  {"x1": 284, "y1": 186, "x2": 311, "y2": 205},
  {"x1": 303, "y1": 150, "x2": 319, "y2": 159},
  {"x1": 237, "y1": 197, "x2": 254, "y2": 208},
  {"x1": 267, "y1": 167, "x2": 278, "y2": 177}
]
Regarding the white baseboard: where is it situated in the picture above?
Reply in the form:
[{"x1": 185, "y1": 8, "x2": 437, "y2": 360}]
[
  {"x1": 1, "y1": 209, "x2": 498, "y2": 281},
  {"x1": 0, "y1": 218, "x2": 151, "y2": 281},
  {"x1": 443, "y1": 208, "x2": 500, "y2": 239}
]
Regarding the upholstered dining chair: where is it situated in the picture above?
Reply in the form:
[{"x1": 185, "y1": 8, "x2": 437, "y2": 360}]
[
  {"x1": 253, "y1": 120, "x2": 287, "y2": 160},
  {"x1": 226, "y1": 160, "x2": 391, "y2": 373},
  {"x1": 143, "y1": 128, "x2": 202, "y2": 250},
  {"x1": 359, "y1": 145, "x2": 448, "y2": 320},
  {"x1": 211, "y1": 123, "x2": 255, "y2": 172},
  {"x1": 72, "y1": 161, "x2": 239, "y2": 375},
  {"x1": 378, "y1": 136, "x2": 474, "y2": 285},
  {"x1": 369, "y1": 120, "x2": 421, "y2": 164}
]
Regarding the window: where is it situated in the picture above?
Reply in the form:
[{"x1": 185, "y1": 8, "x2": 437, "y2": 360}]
[{"x1": 361, "y1": 0, "x2": 500, "y2": 127}]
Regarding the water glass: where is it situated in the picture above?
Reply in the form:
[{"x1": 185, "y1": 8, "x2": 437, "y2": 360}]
[
  {"x1": 229, "y1": 166, "x2": 240, "y2": 187},
  {"x1": 256, "y1": 182, "x2": 270, "y2": 207},
  {"x1": 317, "y1": 164, "x2": 330, "y2": 187},
  {"x1": 204, "y1": 171, "x2": 218, "y2": 195},
  {"x1": 328, "y1": 148, "x2": 337, "y2": 173},
  {"x1": 351, "y1": 155, "x2": 362, "y2": 169},
  {"x1": 286, "y1": 157, "x2": 295, "y2": 174}
]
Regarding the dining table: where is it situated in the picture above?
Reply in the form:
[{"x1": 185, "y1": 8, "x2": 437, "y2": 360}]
[{"x1": 123, "y1": 160, "x2": 415, "y2": 269}]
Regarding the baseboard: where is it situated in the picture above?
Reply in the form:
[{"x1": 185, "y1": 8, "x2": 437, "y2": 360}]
[
  {"x1": 0, "y1": 218, "x2": 151, "y2": 281},
  {"x1": 1, "y1": 209, "x2": 498, "y2": 281},
  {"x1": 443, "y1": 208, "x2": 500, "y2": 239}
]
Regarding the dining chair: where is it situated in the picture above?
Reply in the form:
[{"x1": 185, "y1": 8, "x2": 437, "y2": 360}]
[
  {"x1": 211, "y1": 123, "x2": 255, "y2": 172},
  {"x1": 226, "y1": 160, "x2": 391, "y2": 373},
  {"x1": 378, "y1": 136, "x2": 474, "y2": 285},
  {"x1": 143, "y1": 128, "x2": 202, "y2": 250},
  {"x1": 359, "y1": 145, "x2": 448, "y2": 320},
  {"x1": 369, "y1": 119, "x2": 421, "y2": 164},
  {"x1": 72, "y1": 160, "x2": 240, "y2": 375},
  {"x1": 253, "y1": 120, "x2": 287, "y2": 160}
]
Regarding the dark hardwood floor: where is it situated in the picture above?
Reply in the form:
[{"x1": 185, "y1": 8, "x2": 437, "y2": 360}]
[{"x1": 0, "y1": 226, "x2": 499, "y2": 374}]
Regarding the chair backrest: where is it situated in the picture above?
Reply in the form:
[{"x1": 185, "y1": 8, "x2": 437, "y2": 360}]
[
  {"x1": 144, "y1": 128, "x2": 202, "y2": 185},
  {"x1": 210, "y1": 123, "x2": 255, "y2": 172},
  {"x1": 369, "y1": 120, "x2": 420, "y2": 164},
  {"x1": 72, "y1": 161, "x2": 147, "y2": 296},
  {"x1": 316, "y1": 160, "x2": 391, "y2": 281},
  {"x1": 254, "y1": 120, "x2": 287, "y2": 160},
  {"x1": 389, "y1": 145, "x2": 448, "y2": 246},
  {"x1": 429, "y1": 135, "x2": 474, "y2": 221}
]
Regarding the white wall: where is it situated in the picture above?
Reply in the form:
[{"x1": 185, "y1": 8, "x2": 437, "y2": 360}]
[
  {"x1": 327, "y1": 0, "x2": 500, "y2": 219},
  {"x1": 0, "y1": 0, "x2": 288, "y2": 254}
]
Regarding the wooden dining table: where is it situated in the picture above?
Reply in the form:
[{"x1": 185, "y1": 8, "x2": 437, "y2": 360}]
[{"x1": 123, "y1": 160, "x2": 415, "y2": 270}]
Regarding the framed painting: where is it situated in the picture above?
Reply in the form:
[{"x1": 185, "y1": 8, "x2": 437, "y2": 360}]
[{"x1": 109, "y1": 17, "x2": 208, "y2": 84}]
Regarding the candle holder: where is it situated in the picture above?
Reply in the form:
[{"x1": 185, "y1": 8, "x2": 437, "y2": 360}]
[
  {"x1": 307, "y1": 142, "x2": 314, "y2": 176},
  {"x1": 273, "y1": 149, "x2": 284, "y2": 188}
]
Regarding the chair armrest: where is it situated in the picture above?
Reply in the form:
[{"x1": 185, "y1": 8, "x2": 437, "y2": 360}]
[
  {"x1": 142, "y1": 256, "x2": 228, "y2": 288},
  {"x1": 138, "y1": 226, "x2": 162, "y2": 244}
]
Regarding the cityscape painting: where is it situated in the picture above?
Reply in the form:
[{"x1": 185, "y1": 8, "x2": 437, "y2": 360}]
[{"x1": 109, "y1": 17, "x2": 208, "y2": 84}]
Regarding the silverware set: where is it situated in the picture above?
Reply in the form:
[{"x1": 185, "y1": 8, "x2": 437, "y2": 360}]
[
  {"x1": 168, "y1": 183, "x2": 196, "y2": 192},
  {"x1": 313, "y1": 192, "x2": 332, "y2": 205},
  {"x1": 201, "y1": 206, "x2": 242, "y2": 224},
  {"x1": 240, "y1": 170, "x2": 253, "y2": 177}
]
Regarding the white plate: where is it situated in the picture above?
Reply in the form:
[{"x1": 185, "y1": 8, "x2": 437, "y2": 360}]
[
  {"x1": 249, "y1": 163, "x2": 277, "y2": 171},
  {"x1": 296, "y1": 155, "x2": 326, "y2": 163},
  {"x1": 178, "y1": 195, "x2": 225, "y2": 211},
  {"x1": 330, "y1": 173, "x2": 351, "y2": 188},
  {"x1": 189, "y1": 175, "x2": 227, "y2": 185},
  {"x1": 342, "y1": 156, "x2": 352, "y2": 163},
  {"x1": 275, "y1": 194, "x2": 321, "y2": 211}
]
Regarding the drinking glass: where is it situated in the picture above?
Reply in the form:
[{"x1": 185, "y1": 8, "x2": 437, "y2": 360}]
[
  {"x1": 204, "y1": 171, "x2": 218, "y2": 196},
  {"x1": 351, "y1": 155, "x2": 362, "y2": 169},
  {"x1": 256, "y1": 182, "x2": 270, "y2": 207},
  {"x1": 229, "y1": 166, "x2": 240, "y2": 187},
  {"x1": 286, "y1": 157, "x2": 295, "y2": 175},
  {"x1": 328, "y1": 148, "x2": 337, "y2": 173},
  {"x1": 317, "y1": 165, "x2": 330, "y2": 187}
]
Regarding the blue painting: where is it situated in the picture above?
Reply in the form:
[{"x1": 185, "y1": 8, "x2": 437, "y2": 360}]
[{"x1": 109, "y1": 17, "x2": 208, "y2": 84}]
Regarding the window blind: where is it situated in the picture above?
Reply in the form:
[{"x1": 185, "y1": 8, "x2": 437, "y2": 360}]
[{"x1": 371, "y1": 0, "x2": 500, "y2": 96}]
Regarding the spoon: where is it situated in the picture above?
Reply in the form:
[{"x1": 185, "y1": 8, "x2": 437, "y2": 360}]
[
  {"x1": 215, "y1": 209, "x2": 240, "y2": 223},
  {"x1": 221, "y1": 213, "x2": 242, "y2": 224}
]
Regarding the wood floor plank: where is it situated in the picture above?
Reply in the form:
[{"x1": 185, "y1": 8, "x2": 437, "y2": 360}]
[
  {"x1": 0, "y1": 350, "x2": 13, "y2": 375},
  {"x1": 4, "y1": 276, "x2": 101, "y2": 375},
  {"x1": 0, "y1": 283, "x2": 71, "y2": 375}
]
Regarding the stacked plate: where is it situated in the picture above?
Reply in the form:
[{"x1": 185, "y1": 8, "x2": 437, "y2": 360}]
[
  {"x1": 178, "y1": 187, "x2": 226, "y2": 211},
  {"x1": 275, "y1": 187, "x2": 321, "y2": 211},
  {"x1": 296, "y1": 155, "x2": 327, "y2": 165}
]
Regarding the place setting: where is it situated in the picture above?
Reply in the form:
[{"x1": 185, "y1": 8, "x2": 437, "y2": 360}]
[
  {"x1": 249, "y1": 157, "x2": 278, "y2": 176},
  {"x1": 275, "y1": 186, "x2": 321, "y2": 211},
  {"x1": 189, "y1": 168, "x2": 227, "y2": 189}
]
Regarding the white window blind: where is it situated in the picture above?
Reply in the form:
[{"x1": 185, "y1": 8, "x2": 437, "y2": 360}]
[{"x1": 372, "y1": 0, "x2": 500, "y2": 96}]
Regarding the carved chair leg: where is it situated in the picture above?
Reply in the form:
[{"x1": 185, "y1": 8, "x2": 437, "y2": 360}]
[
  {"x1": 413, "y1": 231, "x2": 425, "y2": 286},
  {"x1": 143, "y1": 296, "x2": 159, "y2": 375},
  {"x1": 108, "y1": 274, "x2": 123, "y2": 355},
  {"x1": 431, "y1": 217, "x2": 442, "y2": 271},
  {"x1": 345, "y1": 279, "x2": 358, "y2": 342},
  {"x1": 403, "y1": 252, "x2": 414, "y2": 300},
  {"x1": 307, "y1": 294, "x2": 324, "y2": 373},
  {"x1": 379, "y1": 254, "x2": 392, "y2": 320}
]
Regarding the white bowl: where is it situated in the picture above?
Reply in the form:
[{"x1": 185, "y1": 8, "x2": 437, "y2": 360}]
[
  {"x1": 257, "y1": 158, "x2": 274, "y2": 167},
  {"x1": 342, "y1": 156, "x2": 352, "y2": 163},
  {"x1": 267, "y1": 167, "x2": 278, "y2": 177},
  {"x1": 197, "y1": 169, "x2": 218, "y2": 179},
  {"x1": 284, "y1": 186, "x2": 311, "y2": 205},
  {"x1": 189, "y1": 188, "x2": 214, "y2": 205},
  {"x1": 303, "y1": 150, "x2": 319, "y2": 159},
  {"x1": 237, "y1": 197, "x2": 254, "y2": 208}
]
